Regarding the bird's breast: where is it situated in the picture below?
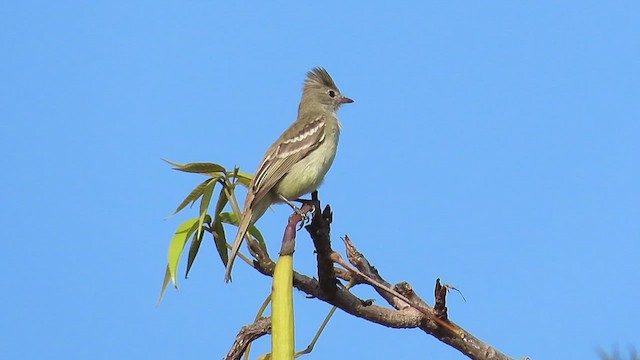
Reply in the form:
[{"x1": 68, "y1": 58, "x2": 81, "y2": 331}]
[{"x1": 274, "y1": 125, "x2": 340, "y2": 201}]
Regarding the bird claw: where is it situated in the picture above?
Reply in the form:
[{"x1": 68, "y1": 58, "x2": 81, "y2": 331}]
[
  {"x1": 281, "y1": 194, "x2": 316, "y2": 230},
  {"x1": 294, "y1": 205, "x2": 314, "y2": 230}
]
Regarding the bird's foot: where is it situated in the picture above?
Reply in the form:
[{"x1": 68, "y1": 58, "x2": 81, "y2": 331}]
[
  {"x1": 280, "y1": 195, "x2": 315, "y2": 229},
  {"x1": 293, "y1": 198, "x2": 317, "y2": 228},
  {"x1": 296, "y1": 206, "x2": 315, "y2": 230}
]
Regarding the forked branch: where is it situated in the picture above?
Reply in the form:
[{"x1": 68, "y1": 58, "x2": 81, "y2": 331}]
[{"x1": 227, "y1": 195, "x2": 521, "y2": 360}]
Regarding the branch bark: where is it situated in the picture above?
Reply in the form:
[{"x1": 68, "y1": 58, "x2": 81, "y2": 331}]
[
  {"x1": 224, "y1": 317, "x2": 270, "y2": 360},
  {"x1": 227, "y1": 196, "x2": 521, "y2": 360}
]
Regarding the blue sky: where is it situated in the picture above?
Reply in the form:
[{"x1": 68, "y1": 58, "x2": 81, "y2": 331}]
[{"x1": 2, "y1": 1, "x2": 639, "y2": 359}]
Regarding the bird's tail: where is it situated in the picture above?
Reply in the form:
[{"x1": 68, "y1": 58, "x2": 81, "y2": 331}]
[{"x1": 225, "y1": 206, "x2": 253, "y2": 282}]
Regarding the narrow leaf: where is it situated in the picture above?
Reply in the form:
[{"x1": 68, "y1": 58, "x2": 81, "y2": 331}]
[
  {"x1": 185, "y1": 223, "x2": 204, "y2": 279},
  {"x1": 213, "y1": 186, "x2": 229, "y2": 219},
  {"x1": 211, "y1": 187, "x2": 230, "y2": 266},
  {"x1": 157, "y1": 265, "x2": 172, "y2": 305},
  {"x1": 168, "y1": 218, "x2": 199, "y2": 289},
  {"x1": 233, "y1": 171, "x2": 253, "y2": 188},
  {"x1": 211, "y1": 218, "x2": 228, "y2": 266},
  {"x1": 164, "y1": 159, "x2": 226, "y2": 174},
  {"x1": 196, "y1": 180, "x2": 216, "y2": 240},
  {"x1": 167, "y1": 177, "x2": 215, "y2": 218}
]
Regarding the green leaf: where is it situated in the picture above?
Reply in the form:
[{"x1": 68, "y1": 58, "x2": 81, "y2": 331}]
[
  {"x1": 185, "y1": 217, "x2": 208, "y2": 279},
  {"x1": 211, "y1": 218, "x2": 228, "y2": 266},
  {"x1": 167, "y1": 177, "x2": 216, "y2": 218},
  {"x1": 218, "y1": 211, "x2": 266, "y2": 248},
  {"x1": 233, "y1": 171, "x2": 253, "y2": 188},
  {"x1": 157, "y1": 265, "x2": 172, "y2": 305},
  {"x1": 184, "y1": 178, "x2": 215, "y2": 279},
  {"x1": 217, "y1": 211, "x2": 238, "y2": 225},
  {"x1": 196, "y1": 180, "x2": 216, "y2": 240},
  {"x1": 164, "y1": 159, "x2": 226, "y2": 174},
  {"x1": 212, "y1": 186, "x2": 229, "y2": 219},
  {"x1": 207, "y1": 187, "x2": 230, "y2": 267},
  {"x1": 167, "y1": 218, "x2": 199, "y2": 289}
]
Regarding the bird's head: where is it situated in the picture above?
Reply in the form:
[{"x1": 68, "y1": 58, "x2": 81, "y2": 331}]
[{"x1": 300, "y1": 67, "x2": 353, "y2": 113}]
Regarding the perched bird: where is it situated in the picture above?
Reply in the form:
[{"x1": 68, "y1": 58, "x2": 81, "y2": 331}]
[{"x1": 225, "y1": 67, "x2": 353, "y2": 282}]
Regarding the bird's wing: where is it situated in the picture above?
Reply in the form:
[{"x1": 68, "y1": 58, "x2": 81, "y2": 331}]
[{"x1": 251, "y1": 115, "x2": 326, "y2": 205}]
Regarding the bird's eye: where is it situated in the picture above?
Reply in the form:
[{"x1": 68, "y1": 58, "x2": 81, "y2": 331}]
[{"x1": 328, "y1": 90, "x2": 336, "y2": 98}]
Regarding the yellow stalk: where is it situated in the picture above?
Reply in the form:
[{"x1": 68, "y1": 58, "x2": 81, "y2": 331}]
[{"x1": 271, "y1": 253, "x2": 294, "y2": 360}]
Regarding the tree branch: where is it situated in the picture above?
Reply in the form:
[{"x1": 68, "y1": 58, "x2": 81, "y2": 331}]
[
  {"x1": 224, "y1": 317, "x2": 271, "y2": 360},
  {"x1": 228, "y1": 196, "x2": 522, "y2": 360}
]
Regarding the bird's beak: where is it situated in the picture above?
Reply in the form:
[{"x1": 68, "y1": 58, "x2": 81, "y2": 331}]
[{"x1": 340, "y1": 96, "x2": 354, "y2": 104}]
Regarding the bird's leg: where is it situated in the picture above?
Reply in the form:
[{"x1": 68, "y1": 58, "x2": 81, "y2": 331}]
[
  {"x1": 293, "y1": 198, "x2": 316, "y2": 226},
  {"x1": 293, "y1": 197, "x2": 315, "y2": 207},
  {"x1": 279, "y1": 194, "x2": 302, "y2": 213},
  {"x1": 278, "y1": 194, "x2": 313, "y2": 229}
]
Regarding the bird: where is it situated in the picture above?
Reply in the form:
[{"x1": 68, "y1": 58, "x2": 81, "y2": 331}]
[{"x1": 224, "y1": 67, "x2": 353, "y2": 282}]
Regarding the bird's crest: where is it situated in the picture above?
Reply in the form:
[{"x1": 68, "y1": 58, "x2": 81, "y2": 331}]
[{"x1": 304, "y1": 67, "x2": 337, "y2": 91}]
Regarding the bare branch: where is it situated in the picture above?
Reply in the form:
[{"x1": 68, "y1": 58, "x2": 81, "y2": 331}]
[
  {"x1": 229, "y1": 196, "x2": 522, "y2": 360},
  {"x1": 305, "y1": 194, "x2": 338, "y2": 296},
  {"x1": 224, "y1": 317, "x2": 271, "y2": 360}
]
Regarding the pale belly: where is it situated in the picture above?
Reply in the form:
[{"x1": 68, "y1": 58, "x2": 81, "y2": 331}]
[{"x1": 273, "y1": 129, "x2": 339, "y2": 201}]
